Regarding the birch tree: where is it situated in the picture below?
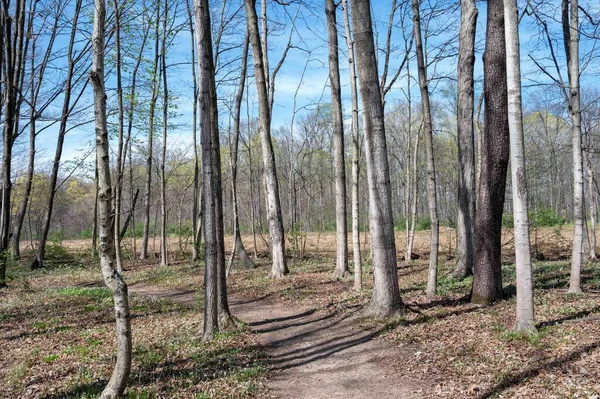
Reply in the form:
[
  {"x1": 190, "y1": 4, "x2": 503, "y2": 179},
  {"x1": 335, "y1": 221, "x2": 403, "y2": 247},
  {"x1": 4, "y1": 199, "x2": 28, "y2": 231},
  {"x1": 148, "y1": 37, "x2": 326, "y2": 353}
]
[
  {"x1": 504, "y1": 0, "x2": 535, "y2": 331},
  {"x1": 91, "y1": 0, "x2": 132, "y2": 395}
]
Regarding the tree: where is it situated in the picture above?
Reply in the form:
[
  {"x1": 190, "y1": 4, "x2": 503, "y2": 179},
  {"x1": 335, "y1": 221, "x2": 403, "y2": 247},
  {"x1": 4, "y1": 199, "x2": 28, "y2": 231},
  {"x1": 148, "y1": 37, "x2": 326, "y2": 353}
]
[
  {"x1": 454, "y1": 0, "x2": 478, "y2": 278},
  {"x1": 227, "y1": 31, "x2": 254, "y2": 270},
  {"x1": 141, "y1": 1, "x2": 162, "y2": 260},
  {"x1": 90, "y1": 0, "x2": 132, "y2": 395},
  {"x1": 564, "y1": 0, "x2": 584, "y2": 294},
  {"x1": 351, "y1": 0, "x2": 402, "y2": 316},
  {"x1": 341, "y1": 0, "x2": 362, "y2": 290},
  {"x1": 326, "y1": 0, "x2": 349, "y2": 279},
  {"x1": 504, "y1": 0, "x2": 535, "y2": 331},
  {"x1": 1, "y1": 0, "x2": 27, "y2": 285},
  {"x1": 412, "y1": 0, "x2": 439, "y2": 297},
  {"x1": 244, "y1": 0, "x2": 288, "y2": 278},
  {"x1": 31, "y1": 0, "x2": 88, "y2": 270},
  {"x1": 471, "y1": 0, "x2": 510, "y2": 305}
]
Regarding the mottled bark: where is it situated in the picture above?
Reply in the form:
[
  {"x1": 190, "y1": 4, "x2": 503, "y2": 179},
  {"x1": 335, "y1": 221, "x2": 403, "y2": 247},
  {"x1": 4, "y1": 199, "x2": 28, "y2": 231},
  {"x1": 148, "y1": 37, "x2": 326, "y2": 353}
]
[{"x1": 91, "y1": 0, "x2": 132, "y2": 395}]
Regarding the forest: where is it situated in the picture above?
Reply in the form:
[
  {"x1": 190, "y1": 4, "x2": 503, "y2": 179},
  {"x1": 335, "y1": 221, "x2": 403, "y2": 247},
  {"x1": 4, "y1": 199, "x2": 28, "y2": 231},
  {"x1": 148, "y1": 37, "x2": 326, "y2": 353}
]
[{"x1": 1, "y1": 0, "x2": 599, "y2": 396}]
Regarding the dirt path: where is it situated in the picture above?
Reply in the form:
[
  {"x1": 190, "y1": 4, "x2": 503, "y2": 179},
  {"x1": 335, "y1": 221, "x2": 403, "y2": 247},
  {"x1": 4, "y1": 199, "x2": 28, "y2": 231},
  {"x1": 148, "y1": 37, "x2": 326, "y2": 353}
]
[{"x1": 130, "y1": 285, "x2": 423, "y2": 398}]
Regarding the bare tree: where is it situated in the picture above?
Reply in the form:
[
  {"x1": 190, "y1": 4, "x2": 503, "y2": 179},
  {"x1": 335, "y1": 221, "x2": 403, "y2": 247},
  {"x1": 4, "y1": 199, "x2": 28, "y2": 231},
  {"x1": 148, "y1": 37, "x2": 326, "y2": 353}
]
[
  {"x1": 351, "y1": 0, "x2": 402, "y2": 316},
  {"x1": 454, "y1": 0, "x2": 478, "y2": 278},
  {"x1": 564, "y1": 0, "x2": 584, "y2": 294},
  {"x1": 326, "y1": 0, "x2": 349, "y2": 279},
  {"x1": 341, "y1": 0, "x2": 362, "y2": 290},
  {"x1": 244, "y1": 0, "x2": 288, "y2": 278},
  {"x1": 91, "y1": 0, "x2": 132, "y2": 395},
  {"x1": 472, "y1": 0, "x2": 509, "y2": 305},
  {"x1": 141, "y1": 1, "x2": 162, "y2": 260},
  {"x1": 227, "y1": 31, "x2": 254, "y2": 270},
  {"x1": 31, "y1": 0, "x2": 88, "y2": 270},
  {"x1": 412, "y1": 0, "x2": 439, "y2": 297},
  {"x1": 504, "y1": 0, "x2": 535, "y2": 331}
]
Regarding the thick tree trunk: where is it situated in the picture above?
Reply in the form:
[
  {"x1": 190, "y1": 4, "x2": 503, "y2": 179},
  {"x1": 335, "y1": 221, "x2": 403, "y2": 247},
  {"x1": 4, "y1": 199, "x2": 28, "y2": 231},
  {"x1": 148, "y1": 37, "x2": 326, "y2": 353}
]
[
  {"x1": 471, "y1": 0, "x2": 509, "y2": 305},
  {"x1": 504, "y1": 0, "x2": 535, "y2": 331},
  {"x1": 351, "y1": 0, "x2": 402, "y2": 316},
  {"x1": 91, "y1": 1, "x2": 132, "y2": 396},
  {"x1": 454, "y1": 0, "x2": 478, "y2": 278},
  {"x1": 245, "y1": 0, "x2": 288, "y2": 278},
  {"x1": 564, "y1": 0, "x2": 583, "y2": 293},
  {"x1": 413, "y1": 0, "x2": 439, "y2": 297},
  {"x1": 326, "y1": 0, "x2": 349, "y2": 279},
  {"x1": 341, "y1": 0, "x2": 362, "y2": 290}
]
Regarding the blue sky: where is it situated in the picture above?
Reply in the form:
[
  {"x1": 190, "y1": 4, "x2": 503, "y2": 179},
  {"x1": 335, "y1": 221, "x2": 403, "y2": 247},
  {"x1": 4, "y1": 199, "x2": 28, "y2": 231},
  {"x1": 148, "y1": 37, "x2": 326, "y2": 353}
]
[{"x1": 19, "y1": 0, "x2": 600, "y2": 178}]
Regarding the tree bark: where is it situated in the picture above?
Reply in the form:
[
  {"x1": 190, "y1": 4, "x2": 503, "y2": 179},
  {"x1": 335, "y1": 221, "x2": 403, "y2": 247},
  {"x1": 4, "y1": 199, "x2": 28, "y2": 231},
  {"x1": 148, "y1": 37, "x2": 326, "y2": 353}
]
[
  {"x1": 412, "y1": 0, "x2": 439, "y2": 297},
  {"x1": 244, "y1": 0, "x2": 288, "y2": 278},
  {"x1": 228, "y1": 31, "x2": 254, "y2": 269},
  {"x1": 504, "y1": 0, "x2": 535, "y2": 331},
  {"x1": 471, "y1": 0, "x2": 509, "y2": 305},
  {"x1": 564, "y1": 0, "x2": 583, "y2": 293},
  {"x1": 341, "y1": 0, "x2": 362, "y2": 290},
  {"x1": 141, "y1": 2, "x2": 162, "y2": 260},
  {"x1": 587, "y1": 155, "x2": 597, "y2": 260},
  {"x1": 159, "y1": 0, "x2": 169, "y2": 267},
  {"x1": 91, "y1": 0, "x2": 132, "y2": 395},
  {"x1": 351, "y1": 0, "x2": 402, "y2": 316},
  {"x1": 31, "y1": 0, "x2": 83, "y2": 270},
  {"x1": 454, "y1": 0, "x2": 478, "y2": 278},
  {"x1": 326, "y1": 0, "x2": 349, "y2": 279}
]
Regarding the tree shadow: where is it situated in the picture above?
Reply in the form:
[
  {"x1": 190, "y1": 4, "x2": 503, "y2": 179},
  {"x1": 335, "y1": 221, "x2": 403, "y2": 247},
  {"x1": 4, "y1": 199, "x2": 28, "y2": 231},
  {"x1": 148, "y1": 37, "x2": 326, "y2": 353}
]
[
  {"x1": 536, "y1": 306, "x2": 600, "y2": 329},
  {"x1": 477, "y1": 340, "x2": 600, "y2": 399},
  {"x1": 40, "y1": 380, "x2": 106, "y2": 399}
]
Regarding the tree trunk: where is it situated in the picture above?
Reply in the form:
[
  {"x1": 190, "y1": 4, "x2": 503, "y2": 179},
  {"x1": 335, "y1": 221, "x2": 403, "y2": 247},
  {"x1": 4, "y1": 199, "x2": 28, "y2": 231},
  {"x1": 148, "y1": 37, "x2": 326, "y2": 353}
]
[
  {"x1": 471, "y1": 0, "x2": 509, "y2": 305},
  {"x1": 112, "y1": 0, "x2": 125, "y2": 273},
  {"x1": 244, "y1": 0, "x2": 288, "y2": 278},
  {"x1": 326, "y1": 0, "x2": 349, "y2": 279},
  {"x1": 141, "y1": 2, "x2": 162, "y2": 260},
  {"x1": 31, "y1": 0, "x2": 83, "y2": 270},
  {"x1": 341, "y1": 0, "x2": 362, "y2": 290},
  {"x1": 91, "y1": 0, "x2": 132, "y2": 395},
  {"x1": 413, "y1": 0, "x2": 439, "y2": 298},
  {"x1": 185, "y1": 0, "x2": 201, "y2": 263},
  {"x1": 351, "y1": 0, "x2": 402, "y2": 316},
  {"x1": 504, "y1": 0, "x2": 535, "y2": 331},
  {"x1": 564, "y1": 0, "x2": 583, "y2": 293},
  {"x1": 587, "y1": 155, "x2": 597, "y2": 260},
  {"x1": 454, "y1": 0, "x2": 478, "y2": 278},
  {"x1": 160, "y1": 0, "x2": 169, "y2": 267},
  {"x1": 228, "y1": 31, "x2": 254, "y2": 269}
]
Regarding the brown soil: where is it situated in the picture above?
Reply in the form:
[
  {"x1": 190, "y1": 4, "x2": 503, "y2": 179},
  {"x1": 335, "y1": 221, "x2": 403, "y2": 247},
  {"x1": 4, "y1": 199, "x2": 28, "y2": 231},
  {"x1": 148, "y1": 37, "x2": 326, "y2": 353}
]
[{"x1": 130, "y1": 284, "x2": 424, "y2": 398}]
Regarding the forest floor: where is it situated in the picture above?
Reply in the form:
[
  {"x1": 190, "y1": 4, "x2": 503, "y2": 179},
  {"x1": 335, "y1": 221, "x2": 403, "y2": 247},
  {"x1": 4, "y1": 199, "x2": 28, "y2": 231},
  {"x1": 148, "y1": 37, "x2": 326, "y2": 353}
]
[{"x1": 1, "y1": 227, "x2": 599, "y2": 398}]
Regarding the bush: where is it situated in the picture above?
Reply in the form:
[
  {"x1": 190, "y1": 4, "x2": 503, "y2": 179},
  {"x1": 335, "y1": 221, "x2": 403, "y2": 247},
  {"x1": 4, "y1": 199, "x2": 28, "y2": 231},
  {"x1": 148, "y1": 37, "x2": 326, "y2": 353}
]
[
  {"x1": 416, "y1": 217, "x2": 431, "y2": 231},
  {"x1": 532, "y1": 208, "x2": 564, "y2": 227}
]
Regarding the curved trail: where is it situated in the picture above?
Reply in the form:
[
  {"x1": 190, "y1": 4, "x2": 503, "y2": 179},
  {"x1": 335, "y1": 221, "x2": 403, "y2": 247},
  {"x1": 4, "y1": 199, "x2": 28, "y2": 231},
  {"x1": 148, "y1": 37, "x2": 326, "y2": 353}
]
[{"x1": 130, "y1": 285, "x2": 423, "y2": 398}]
